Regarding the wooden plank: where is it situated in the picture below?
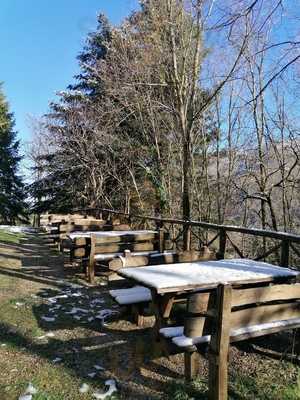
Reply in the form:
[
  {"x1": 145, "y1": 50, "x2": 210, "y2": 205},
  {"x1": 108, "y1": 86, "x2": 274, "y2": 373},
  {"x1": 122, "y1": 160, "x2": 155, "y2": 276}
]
[
  {"x1": 184, "y1": 352, "x2": 200, "y2": 381},
  {"x1": 231, "y1": 301, "x2": 300, "y2": 330},
  {"x1": 109, "y1": 255, "x2": 149, "y2": 271},
  {"x1": 230, "y1": 320, "x2": 300, "y2": 343},
  {"x1": 208, "y1": 284, "x2": 232, "y2": 400},
  {"x1": 95, "y1": 242, "x2": 154, "y2": 254},
  {"x1": 88, "y1": 237, "x2": 96, "y2": 284},
  {"x1": 110, "y1": 249, "x2": 214, "y2": 271},
  {"x1": 72, "y1": 219, "x2": 104, "y2": 225},
  {"x1": 232, "y1": 284, "x2": 300, "y2": 307},
  {"x1": 72, "y1": 224, "x2": 105, "y2": 232},
  {"x1": 93, "y1": 232, "x2": 157, "y2": 244},
  {"x1": 161, "y1": 295, "x2": 175, "y2": 318}
]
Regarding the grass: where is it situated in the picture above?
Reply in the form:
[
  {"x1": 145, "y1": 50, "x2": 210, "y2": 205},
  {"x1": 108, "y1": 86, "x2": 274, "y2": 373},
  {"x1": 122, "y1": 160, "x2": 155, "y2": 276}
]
[
  {"x1": 165, "y1": 373, "x2": 300, "y2": 400},
  {"x1": 0, "y1": 289, "x2": 121, "y2": 400},
  {"x1": 0, "y1": 229, "x2": 25, "y2": 244}
]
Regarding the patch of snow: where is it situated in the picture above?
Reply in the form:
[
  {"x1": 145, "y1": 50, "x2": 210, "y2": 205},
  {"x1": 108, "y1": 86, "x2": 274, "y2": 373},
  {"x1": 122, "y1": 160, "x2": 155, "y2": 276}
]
[
  {"x1": 0, "y1": 225, "x2": 36, "y2": 234},
  {"x1": 37, "y1": 332, "x2": 55, "y2": 340},
  {"x1": 71, "y1": 292, "x2": 83, "y2": 297},
  {"x1": 92, "y1": 379, "x2": 117, "y2": 399},
  {"x1": 41, "y1": 316, "x2": 56, "y2": 322},
  {"x1": 120, "y1": 258, "x2": 298, "y2": 291},
  {"x1": 65, "y1": 307, "x2": 88, "y2": 315},
  {"x1": 88, "y1": 372, "x2": 97, "y2": 378},
  {"x1": 18, "y1": 395, "x2": 32, "y2": 400},
  {"x1": 171, "y1": 318, "x2": 300, "y2": 348},
  {"x1": 25, "y1": 384, "x2": 38, "y2": 395},
  {"x1": 94, "y1": 364, "x2": 105, "y2": 371},
  {"x1": 79, "y1": 383, "x2": 90, "y2": 393},
  {"x1": 159, "y1": 326, "x2": 184, "y2": 338},
  {"x1": 90, "y1": 299, "x2": 105, "y2": 305},
  {"x1": 18, "y1": 383, "x2": 38, "y2": 400},
  {"x1": 95, "y1": 309, "x2": 118, "y2": 322},
  {"x1": 115, "y1": 292, "x2": 152, "y2": 305},
  {"x1": 109, "y1": 286, "x2": 149, "y2": 299},
  {"x1": 52, "y1": 357, "x2": 62, "y2": 364},
  {"x1": 69, "y1": 230, "x2": 157, "y2": 240}
]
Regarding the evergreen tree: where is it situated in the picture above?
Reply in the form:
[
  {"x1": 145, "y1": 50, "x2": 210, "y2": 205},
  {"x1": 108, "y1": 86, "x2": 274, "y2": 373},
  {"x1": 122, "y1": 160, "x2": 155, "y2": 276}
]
[
  {"x1": 0, "y1": 84, "x2": 27, "y2": 223},
  {"x1": 30, "y1": 14, "x2": 114, "y2": 213}
]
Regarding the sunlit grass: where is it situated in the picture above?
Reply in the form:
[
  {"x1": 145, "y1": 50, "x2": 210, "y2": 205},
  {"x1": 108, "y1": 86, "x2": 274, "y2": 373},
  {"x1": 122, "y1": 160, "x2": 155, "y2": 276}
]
[{"x1": 0, "y1": 229, "x2": 25, "y2": 244}]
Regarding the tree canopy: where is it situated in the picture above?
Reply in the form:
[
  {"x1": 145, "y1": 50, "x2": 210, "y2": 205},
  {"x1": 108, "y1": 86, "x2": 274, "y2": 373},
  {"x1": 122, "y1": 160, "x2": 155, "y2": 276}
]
[
  {"x1": 0, "y1": 84, "x2": 27, "y2": 224},
  {"x1": 29, "y1": 0, "x2": 300, "y2": 234}
]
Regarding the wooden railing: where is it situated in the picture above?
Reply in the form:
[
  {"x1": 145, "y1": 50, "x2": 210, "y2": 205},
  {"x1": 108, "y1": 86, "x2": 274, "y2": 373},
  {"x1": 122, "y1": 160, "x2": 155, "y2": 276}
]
[{"x1": 74, "y1": 207, "x2": 300, "y2": 269}]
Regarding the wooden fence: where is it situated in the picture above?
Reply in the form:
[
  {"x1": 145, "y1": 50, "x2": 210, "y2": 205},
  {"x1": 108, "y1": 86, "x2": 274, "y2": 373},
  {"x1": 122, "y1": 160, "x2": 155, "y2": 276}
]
[{"x1": 74, "y1": 208, "x2": 300, "y2": 269}]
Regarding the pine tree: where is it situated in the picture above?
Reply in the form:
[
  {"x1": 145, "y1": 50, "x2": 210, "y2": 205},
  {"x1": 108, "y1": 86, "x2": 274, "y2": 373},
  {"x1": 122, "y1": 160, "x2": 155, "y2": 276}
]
[{"x1": 0, "y1": 84, "x2": 27, "y2": 224}]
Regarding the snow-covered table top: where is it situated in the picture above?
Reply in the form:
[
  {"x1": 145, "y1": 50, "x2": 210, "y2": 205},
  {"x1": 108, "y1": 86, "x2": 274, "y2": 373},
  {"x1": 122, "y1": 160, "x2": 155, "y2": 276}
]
[
  {"x1": 118, "y1": 258, "x2": 299, "y2": 294},
  {"x1": 68, "y1": 230, "x2": 157, "y2": 240}
]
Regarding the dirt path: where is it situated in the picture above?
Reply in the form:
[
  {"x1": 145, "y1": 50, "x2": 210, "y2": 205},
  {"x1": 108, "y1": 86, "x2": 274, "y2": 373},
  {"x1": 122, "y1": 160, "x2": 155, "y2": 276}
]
[{"x1": 0, "y1": 232, "x2": 299, "y2": 400}]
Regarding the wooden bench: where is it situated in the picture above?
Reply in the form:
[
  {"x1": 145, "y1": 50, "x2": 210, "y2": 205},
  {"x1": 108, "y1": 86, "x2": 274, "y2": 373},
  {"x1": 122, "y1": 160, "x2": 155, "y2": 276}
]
[
  {"x1": 64, "y1": 222, "x2": 133, "y2": 265},
  {"x1": 58, "y1": 218, "x2": 106, "y2": 252},
  {"x1": 160, "y1": 282, "x2": 300, "y2": 399},
  {"x1": 109, "y1": 248, "x2": 214, "y2": 325},
  {"x1": 46, "y1": 215, "x2": 92, "y2": 241},
  {"x1": 88, "y1": 230, "x2": 166, "y2": 284}
]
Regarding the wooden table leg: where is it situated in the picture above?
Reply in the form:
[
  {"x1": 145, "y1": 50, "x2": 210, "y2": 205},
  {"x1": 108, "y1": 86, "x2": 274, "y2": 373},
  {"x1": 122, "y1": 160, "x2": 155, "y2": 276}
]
[
  {"x1": 88, "y1": 259, "x2": 95, "y2": 284},
  {"x1": 151, "y1": 290, "x2": 175, "y2": 338}
]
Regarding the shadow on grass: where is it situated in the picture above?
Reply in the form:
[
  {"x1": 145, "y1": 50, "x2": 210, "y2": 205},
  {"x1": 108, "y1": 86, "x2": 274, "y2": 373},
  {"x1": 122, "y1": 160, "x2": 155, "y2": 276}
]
[
  {"x1": 236, "y1": 334, "x2": 300, "y2": 366},
  {"x1": 0, "y1": 233, "x2": 83, "y2": 289},
  {"x1": 0, "y1": 313, "x2": 175, "y2": 399}
]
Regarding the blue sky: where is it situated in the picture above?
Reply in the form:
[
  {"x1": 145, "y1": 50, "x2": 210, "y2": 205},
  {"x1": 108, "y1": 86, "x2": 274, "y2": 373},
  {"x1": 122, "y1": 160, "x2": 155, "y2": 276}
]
[{"x1": 0, "y1": 0, "x2": 139, "y2": 150}]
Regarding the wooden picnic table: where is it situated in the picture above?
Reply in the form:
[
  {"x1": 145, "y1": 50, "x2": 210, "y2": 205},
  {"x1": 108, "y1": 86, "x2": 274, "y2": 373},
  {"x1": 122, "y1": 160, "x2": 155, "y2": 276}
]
[
  {"x1": 118, "y1": 258, "x2": 299, "y2": 330},
  {"x1": 67, "y1": 229, "x2": 158, "y2": 255}
]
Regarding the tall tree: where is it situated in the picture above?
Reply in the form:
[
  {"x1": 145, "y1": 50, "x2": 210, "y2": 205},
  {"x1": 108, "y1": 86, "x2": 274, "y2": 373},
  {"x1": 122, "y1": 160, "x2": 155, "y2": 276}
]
[{"x1": 0, "y1": 84, "x2": 27, "y2": 223}]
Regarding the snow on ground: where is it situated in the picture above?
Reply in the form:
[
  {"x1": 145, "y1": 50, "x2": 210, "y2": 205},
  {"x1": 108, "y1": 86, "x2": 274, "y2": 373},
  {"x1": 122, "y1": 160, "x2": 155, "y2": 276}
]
[{"x1": 0, "y1": 225, "x2": 37, "y2": 234}]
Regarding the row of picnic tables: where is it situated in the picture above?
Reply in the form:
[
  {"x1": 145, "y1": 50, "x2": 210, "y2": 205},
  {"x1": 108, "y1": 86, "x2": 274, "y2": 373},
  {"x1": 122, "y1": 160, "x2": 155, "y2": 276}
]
[
  {"x1": 44, "y1": 216, "x2": 300, "y2": 400},
  {"x1": 63, "y1": 227, "x2": 298, "y2": 305},
  {"x1": 44, "y1": 219, "x2": 300, "y2": 400},
  {"x1": 48, "y1": 223, "x2": 299, "y2": 306}
]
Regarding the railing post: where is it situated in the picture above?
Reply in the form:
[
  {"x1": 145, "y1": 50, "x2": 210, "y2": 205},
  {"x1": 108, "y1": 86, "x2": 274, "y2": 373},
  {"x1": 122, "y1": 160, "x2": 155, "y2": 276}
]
[
  {"x1": 183, "y1": 223, "x2": 191, "y2": 251},
  {"x1": 158, "y1": 227, "x2": 165, "y2": 253},
  {"x1": 217, "y1": 228, "x2": 227, "y2": 260},
  {"x1": 280, "y1": 240, "x2": 290, "y2": 267}
]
